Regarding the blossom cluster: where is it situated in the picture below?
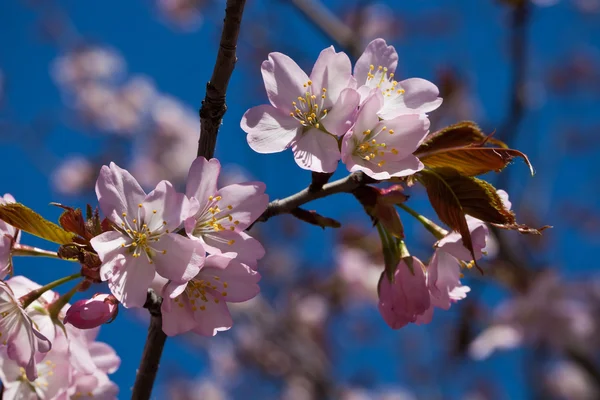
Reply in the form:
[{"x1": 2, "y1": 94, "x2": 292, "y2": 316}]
[
  {"x1": 241, "y1": 38, "x2": 442, "y2": 179},
  {"x1": 377, "y1": 191, "x2": 511, "y2": 329},
  {"x1": 90, "y1": 157, "x2": 266, "y2": 337},
  {"x1": 0, "y1": 276, "x2": 119, "y2": 399}
]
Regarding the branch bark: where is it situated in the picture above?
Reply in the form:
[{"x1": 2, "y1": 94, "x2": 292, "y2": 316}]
[
  {"x1": 255, "y1": 171, "x2": 374, "y2": 224},
  {"x1": 289, "y1": 0, "x2": 362, "y2": 59},
  {"x1": 198, "y1": 0, "x2": 248, "y2": 159},
  {"x1": 133, "y1": 2, "x2": 248, "y2": 399},
  {"x1": 131, "y1": 290, "x2": 166, "y2": 400}
]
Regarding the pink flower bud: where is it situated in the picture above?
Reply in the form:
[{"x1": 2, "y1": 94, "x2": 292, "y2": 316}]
[{"x1": 64, "y1": 293, "x2": 118, "y2": 329}]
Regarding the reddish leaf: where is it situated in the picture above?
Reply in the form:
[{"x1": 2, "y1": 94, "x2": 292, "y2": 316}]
[
  {"x1": 417, "y1": 169, "x2": 479, "y2": 266},
  {"x1": 418, "y1": 146, "x2": 534, "y2": 177},
  {"x1": 52, "y1": 203, "x2": 90, "y2": 240},
  {"x1": 416, "y1": 121, "x2": 507, "y2": 155}
]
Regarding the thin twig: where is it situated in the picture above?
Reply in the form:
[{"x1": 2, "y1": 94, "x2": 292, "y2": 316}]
[
  {"x1": 131, "y1": 290, "x2": 166, "y2": 400},
  {"x1": 289, "y1": 0, "x2": 362, "y2": 59},
  {"x1": 198, "y1": 0, "x2": 248, "y2": 159},
  {"x1": 255, "y1": 171, "x2": 374, "y2": 224}
]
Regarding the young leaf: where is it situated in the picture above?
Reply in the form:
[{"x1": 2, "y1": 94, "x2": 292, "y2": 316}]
[
  {"x1": 416, "y1": 121, "x2": 507, "y2": 154},
  {"x1": 417, "y1": 169, "x2": 479, "y2": 265},
  {"x1": 418, "y1": 147, "x2": 534, "y2": 177},
  {"x1": 0, "y1": 203, "x2": 76, "y2": 245}
]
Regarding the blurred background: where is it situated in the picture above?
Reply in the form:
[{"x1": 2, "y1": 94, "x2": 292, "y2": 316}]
[{"x1": 1, "y1": 0, "x2": 600, "y2": 398}]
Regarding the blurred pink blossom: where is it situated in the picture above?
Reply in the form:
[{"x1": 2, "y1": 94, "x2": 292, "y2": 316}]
[
  {"x1": 51, "y1": 156, "x2": 96, "y2": 195},
  {"x1": 156, "y1": 0, "x2": 206, "y2": 31},
  {"x1": 336, "y1": 246, "x2": 382, "y2": 303},
  {"x1": 0, "y1": 193, "x2": 19, "y2": 278}
]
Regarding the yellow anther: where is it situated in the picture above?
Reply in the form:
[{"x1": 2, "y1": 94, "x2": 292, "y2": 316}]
[
  {"x1": 378, "y1": 66, "x2": 383, "y2": 70},
  {"x1": 234, "y1": 220, "x2": 239, "y2": 225},
  {"x1": 227, "y1": 205, "x2": 233, "y2": 210},
  {"x1": 307, "y1": 80, "x2": 312, "y2": 85},
  {"x1": 200, "y1": 305, "x2": 206, "y2": 311},
  {"x1": 388, "y1": 129, "x2": 395, "y2": 134},
  {"x1": 163, "y1": 221, "x2": 167, "y2": 225},
  {"x1": 377, "y1": 161, "x2": 386, "y2": 167},
  {"x1": 215, "y1": 196, "x2": 222, "y2": 201},
  {"x1": 365, "y1": 156, "x2": 371, "y2": 161},
  {"x1": 162, "y1": 250, "x2": 167, "y2": 254},
  {"x1": 371, "y1": 139, "x2": 377, "y2": 144},
  {"x1": 122, "y1": 212, "x2": 127, "y2": 217},
  {"x1": 132, "y1": 218, "x2": 137, "y2": 224},
  {"x1": 138, "y1": 203, "x2": 143, "y2": 208},
  {"x1": 153, "y1": 210, "x2": 157, "y2": 214},
  {"x1": 209, "y1": 195, "x2": 214, "y2": 201},
  {"x1": 222, "y1": 292, "x2": 227, "y2": 296},
  {"x1": 227, "y1": 239, "x2": 235, "y2": 245},
  {"x1": 214, "y1": 298, "x2": 220, "y2": 304},
  {"x1": 391, "y1": 148, "x2": 398, "y2": 155}
]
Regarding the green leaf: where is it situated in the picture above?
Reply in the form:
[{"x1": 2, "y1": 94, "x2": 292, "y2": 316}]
[
  {"x1": 416, "y1": 121, "x2": 507, "y2": 155},
  {"x1": 418, "y1": 146, "x2": 534, "y2": 177},
  {"x1": 0, "y1": 203, "x2": 77, "y2": 245}
]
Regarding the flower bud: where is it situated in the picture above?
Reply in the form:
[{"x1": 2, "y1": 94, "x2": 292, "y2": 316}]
[{"x1": 64, "y1": 293, "x2": 118, "y2": 329}]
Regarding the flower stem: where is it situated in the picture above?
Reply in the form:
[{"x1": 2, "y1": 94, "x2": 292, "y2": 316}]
[
  {"x1": 48, "y1": 281, "x2": 82, "y2": 322},
  {"x1": 397, "y1": 203, "x2": 448, "y2": 240},
  {"x1": 12, "y1": 243, "x2": 65, "y2": 260},
  {"x1": 20, "y1": 273, "x2": 81, "y2": 309}
]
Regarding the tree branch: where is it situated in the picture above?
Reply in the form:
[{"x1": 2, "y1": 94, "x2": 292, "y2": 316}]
[
  {"x1": 131, "y1": 290, "x2": 166, "y2": 400},
  {"x1": 198, "y1": 0, "x2": 248, "y2": 159},
  {"x1": 133, "y1": 2, "x2": 248, "y2": 398},
  {"x1": 255, "y1": 171, "x2": 374, "y2": 224},
  {"x1": 289, "y1": 0, "x2": 362, "y2": 59}
]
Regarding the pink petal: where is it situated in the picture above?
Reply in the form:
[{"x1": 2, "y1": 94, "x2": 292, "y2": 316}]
[
  {"x1": 373, "y1": 114, "x2": 430, "y2": 159},
  {"x1": 242, "y1": 105, "x2": 301, "y2": 153},
  {"x1": 414, "y1": 303, "x2": 434, "y2": 325},
  {"x1": 354, "y1": 39, "x2": 398, "y2": 84},
  {"x1": 143, "y1": 180, "x2": 189, "y2": 232},
  {"x1": 321, "y1": 88, "x2": 360, "y2": 136},
  {"x1": 348, "y1": 155, "x2": 423, "y2": 180},
  {"x1": 152, "y1": 234, "x2": 205, "y2": 283},
  {"x1": 106, "y1": 256, "x2": 155, "y2": 308},
  {"x1": 215, "y1": 182, "x2": 269, "y2": 230},
  {"x1": 292, "y1": 128, "x2": 341, "y2": 173},
  {"x1": 95, "y1": 162, "x2": 146, "y2": 226},
  {"x1": 65, "y1": 324, "x2": 97, "y2": 374},
  {"x1": 161, "y1": 296, "x2": 198, "y2": 336},
  {"x1": 261, "y1": 52, "x2": 310, "y2": 111},
  {"x1": 309, "y1": 46, "x2": 354, "y2": 108},
  {"x1": 496, "y1": 189, "x2": 512, "y2": 210},
  {"x1": 353, "y1": 90, "x2": 384, "y2": 137},
  {"x1": 379, "y1": 78, "x2": 442, "y2": 119},
  {"x1": 202, "y1": 231, "x2": 265, "y2": 266},
  {"x1": 89, "y1": 341, "x2": 121, "y2": 374},
  {"x1": 427, "y1": 249, "x2": 462, "y2": 310},
  {"x1": 91, "y1": 231, "x2": 128, "y2": 263},
  {"x1": 191, "y1": 299, "x2": 233, "y2": 337},
  {"x1": 437, "y1": 216, "x2": 488, "y2": 261},
  {"x1": 185, "y1": 157, "x2": 220, "y2": 205},
  {"x1": 201, "y1": 256, "x2": 261, "y2": 302}
]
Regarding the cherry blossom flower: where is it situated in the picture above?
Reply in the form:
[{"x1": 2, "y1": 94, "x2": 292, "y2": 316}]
[
  {"x1": 160, "y1": 255, "x2": 261, "y2": 337},
  {"x1": 0, "y1": 193, "x2": 20, "y2": 278},
  {"x1": 378, "y1": 257, "x2": 430, "y2": 329},
  {"x1": 90, "y1": 162, "x2": 205, "y2": 308},
  {"x1": 341, "y1": 91, "x2": 430, "y2": 180},
  {"x1": 354, "y1": 38, "x2": 442, "y2": 120},
  {"x1": 64, "y1": 294, "x2": 118, "y2": 330},
  {"x1": 0, "y1": 336, "x2": 71, "y2": 400},
  {"x1": 241, "y1": 46, "x2": 359, "y2": 172},
  {"x1": 436, "y1": 216, "x2": 489, "y2": 262},
  {"x1": 184, "y1": 157, "x2": 268, "y2": 267},
  {"x1": 0, "y1": 279, "x2": 51, "y2": 381}
]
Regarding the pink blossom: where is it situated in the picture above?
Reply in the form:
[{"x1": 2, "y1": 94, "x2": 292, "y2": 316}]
[
  {"x1": 51, "y1": 156, "x2": 96, "y2": 196},
  {"x1": 341, "y1": 91, "x2": 429, "y2": 180},
  {"x1": 0, "y1": 193, "x2": 20, "y2": 278},
  {"x1": 0, "y1": 334, "x2": 71, "y2": 400},
  {"x1": 415, "y1": 249, "x2": 471, "y2": 325},
  {"x1": 354, "y1": 38, "x2": 442, "y2": 120},
  {"x1": 436, "y1": 216, "x2": 489, "y2": 261},
  {"x1": 161, "y1": 255, "x2": 260, "y2": 336},
  {"x1": 64, "y1": 294, "x2": 118, "y2": 330},
  {"x1": 241, "y1": 47, "x2": 359, "y2": 172},
  {"x1": 90, "y1": 162, "x2": 205, "y2": 308},
  {"x1": 0, "y1": 279, "x2": 51, "y2": 381},
  {"x1": 336, "y1": 246, "x2": 382, "y2": 303},
  {"x1": 184, "y1": 157, "x2": 268, "y2": 267},
  {"x1": 378, "y1": 257, "x2": 430, "y2": 329}
]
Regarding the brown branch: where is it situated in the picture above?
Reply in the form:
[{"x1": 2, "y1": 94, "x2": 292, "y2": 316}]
[
  {"x1": 131, "y1": 290, "x2": 166, "y2": 400},
  {"x1": 289, "y1": 0, "x2": 363, "y2": 59},
  {"x1": 198, "y1": 0, "x2": 248, "y2": 159},
  {"x1": 133, "y1": 2, "x2": 249, "y2": 399},
  {"x1": 255, "y1": 171, "x2": 374, "y2": 224}
]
